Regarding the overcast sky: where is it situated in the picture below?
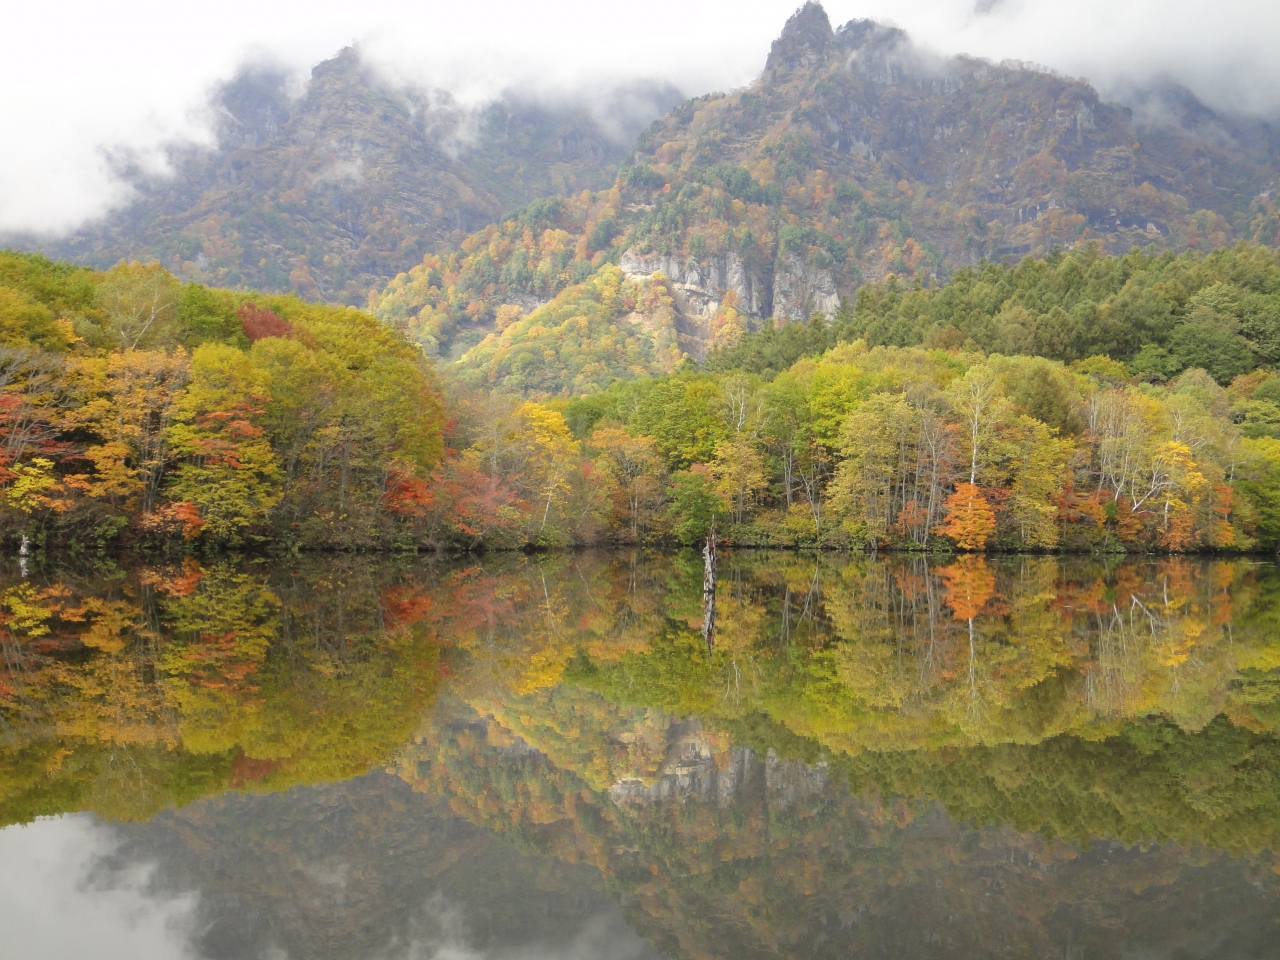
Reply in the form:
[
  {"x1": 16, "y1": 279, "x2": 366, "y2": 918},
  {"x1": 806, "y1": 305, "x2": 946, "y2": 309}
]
[{"x1": 3, "y1": 0, "x2": 1277, "y2": 235}]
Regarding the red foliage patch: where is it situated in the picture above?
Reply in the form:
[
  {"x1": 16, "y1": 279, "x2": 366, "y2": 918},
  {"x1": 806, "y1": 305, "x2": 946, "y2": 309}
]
[
  {"x1": 238, "y1": 303, "x2": 293, "y2": 342},
  {"x1": 228, "y1": 752, "x2": 283, "y2": 788}
]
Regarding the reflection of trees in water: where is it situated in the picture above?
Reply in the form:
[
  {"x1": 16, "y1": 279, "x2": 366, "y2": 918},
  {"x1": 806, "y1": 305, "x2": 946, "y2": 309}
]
[
  {"x1": 397, "y1": 698, "x2": 1280, "y2": 960},
  {"x1": 0, "y1": 557, "x2": 446, "y2": 824},
  {"x1": 2, "y1": 552, "x2": 1279, "y2": 959},
  {"x1": 2, "y1": 551, "x2": 1279, "y2": 831}
]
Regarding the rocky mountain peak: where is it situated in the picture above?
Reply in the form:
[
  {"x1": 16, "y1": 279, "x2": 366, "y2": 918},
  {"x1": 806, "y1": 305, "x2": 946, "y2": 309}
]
[
  {"x1": 310, "y1": 45, "x2": 362, "y2": 82},
  {"x1": 765, "y1": 2, "x2": 834, "y2": 79},
  {"x1": 214, "y1": 66, "x2": 292, "y2": 149},
  {"x1": 834, "y1": 18, "x2": 909, "y2": 55}
]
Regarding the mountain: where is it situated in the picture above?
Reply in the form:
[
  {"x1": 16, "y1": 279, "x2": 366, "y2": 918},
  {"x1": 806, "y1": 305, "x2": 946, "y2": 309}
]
[
  {"x1": 373, "y1": 1, "x2": 1280, "y2": 384},
  {"x1": 614, "y1": 2, "x2": 1279, "y2": 314},
  {"x1": 20, "y1": 50, "x2": 679, "y2": 304},
  {"x1": 14, "y1": 2, "x2": 1280, "y2": 388}
]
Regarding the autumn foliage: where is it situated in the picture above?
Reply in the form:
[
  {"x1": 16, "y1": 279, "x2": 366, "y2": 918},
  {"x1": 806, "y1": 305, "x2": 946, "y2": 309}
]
[
  {"x1": 238, "y1": 302, "x2": 292, "y2": 342},
  {"x1": 5, "y1": 245, "x2": 1280, "y2": 556},
  {"x1": 937, "y1": 484, "x2": 997, "y2": 551}
]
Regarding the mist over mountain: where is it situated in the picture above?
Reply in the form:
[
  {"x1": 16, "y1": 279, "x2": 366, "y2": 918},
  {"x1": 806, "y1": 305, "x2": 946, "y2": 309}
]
[
  {"x1": 20, "y1": 50, "x2": 680, "y2": 304},
  {"x1": 368, "y1": 2, "x2": 1280, "y2": 385},
  {"x1": 10, "y1": 2, "x2": 1280, "y2": 326},
  {"x1": 623, "y1": 2, "x2": 1280, "y2": 296}
]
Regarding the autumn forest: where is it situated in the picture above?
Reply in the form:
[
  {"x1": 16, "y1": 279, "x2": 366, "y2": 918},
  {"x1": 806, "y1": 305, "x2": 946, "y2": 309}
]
[{"x1": 3, "y1": 242, "x2": 1280, "y2": 556}]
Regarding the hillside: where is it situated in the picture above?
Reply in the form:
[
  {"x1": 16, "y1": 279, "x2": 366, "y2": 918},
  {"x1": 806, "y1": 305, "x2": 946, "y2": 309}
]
[
  {"x1": 374, "y1": 2, "x2": 1280, "y2": 376},
  {"x1": 6, "y1": 244, "x2": 1280, "y2": 555},
  {"x1": 18, "y1": 50, "x2": 678, "y2": 304}
]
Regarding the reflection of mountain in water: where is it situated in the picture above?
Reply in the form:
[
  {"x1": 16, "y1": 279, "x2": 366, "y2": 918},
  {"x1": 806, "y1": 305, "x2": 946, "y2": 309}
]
[
  {"x1": 394, "y1": 700, "x2": 1280, "y2": 960},
  {"x1": 99, "y1": 772, "x2": 665, "y2": 960},
  {"x1": 56, "y1": 698, "x2": 1280, "y2": 960},
  {"x1": 5, "y1": 552, "x2": 1280, "y2": 958},
  {"x1": 605, "y1": 718, "x2": 828, "y2": 809}
]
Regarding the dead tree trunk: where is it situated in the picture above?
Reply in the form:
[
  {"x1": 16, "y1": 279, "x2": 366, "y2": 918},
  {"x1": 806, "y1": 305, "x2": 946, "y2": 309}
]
[{"x1": 702, "y1": 525, "x2": 717, "y2": 652}]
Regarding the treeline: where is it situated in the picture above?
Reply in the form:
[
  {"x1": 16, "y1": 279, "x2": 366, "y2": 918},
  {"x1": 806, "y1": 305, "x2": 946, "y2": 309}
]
[
  {"x1": 0, "y1": 251, "x2": 444, "y2": 551},
  {"x1": 434, "y1": 342, "x2": 1280, "y2": 552},
  {"x1": 849, "y1": 243, "x2": 1280, "y2": 383},
  {"x1": 711, "y1": 243, "x2": 1280, "y2": 383},
  {"x1": 9, "y1": 243, "x2": 1280, "y2": 554}
]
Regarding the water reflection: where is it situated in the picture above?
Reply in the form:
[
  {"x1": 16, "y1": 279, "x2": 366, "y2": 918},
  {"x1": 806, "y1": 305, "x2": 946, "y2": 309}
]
[{"x1": 3, "y1": 552, "x2": 1280, "y2": 958}]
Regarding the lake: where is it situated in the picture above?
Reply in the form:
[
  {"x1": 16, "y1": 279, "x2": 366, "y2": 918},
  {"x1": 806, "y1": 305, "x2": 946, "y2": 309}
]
[{"x1": 2, "y1": 551, "x2": 1279, "y2": 959}]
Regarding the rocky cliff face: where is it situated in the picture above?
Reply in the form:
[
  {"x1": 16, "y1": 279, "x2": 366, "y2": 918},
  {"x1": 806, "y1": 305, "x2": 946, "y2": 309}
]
[
  {"x1": 28, "y1": 50, "x2": 679, "y2": 304},
  {"x1": 772, "y1": 253, "x2": 840, "y2": 319},
  {"x1": 364, "y1": 2, "x2": 1280, "y2": 394},
  {"x1": 619, "y1": 249, "x2": 765, "y2": 318},
  {"x1": 618, "y1": 247, "x2": 839, "y2": 322}
]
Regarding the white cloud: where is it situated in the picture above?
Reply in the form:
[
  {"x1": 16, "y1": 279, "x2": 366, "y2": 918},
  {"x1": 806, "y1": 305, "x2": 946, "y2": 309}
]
[
  {"x1": 0, "y1": 815, "x2": 199, "y2": 960},
  {"x1": 848, "y1": 0, "x2": 1280, "y2": 116},
  {"x1": 1, "y1": 0, "x2": 1275, "y2": 235}
]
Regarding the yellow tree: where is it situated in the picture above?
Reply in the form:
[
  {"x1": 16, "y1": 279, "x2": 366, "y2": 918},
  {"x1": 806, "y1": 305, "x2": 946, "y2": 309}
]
[
  {"x1": 588, "y1": 425, "x2": 667, "y2": 540},
  {"x1": 830, "y1": 393, "x2": 918, "y2": 544},
  {"x1": 70, "y1": 349, "x2": 190, "y2": 516},
  {"x1": 515, "y1": 403, "x2": 581, "y2": 540},
  {"x1": 1004, "y1": 415, "x2": 1071, "y2": 549},
  {"x1": 947, "y1": 363, "x2": 1008, "y2": 487},
  {"x1": 711, "y1": 436, "x2": 767, "y2": 525},
  {"x1": 94, "y1": 262, "x2": 183, "y2": 350},
  {"x1": 165, "y1": 343, "x2": 282, "y2": 544}
]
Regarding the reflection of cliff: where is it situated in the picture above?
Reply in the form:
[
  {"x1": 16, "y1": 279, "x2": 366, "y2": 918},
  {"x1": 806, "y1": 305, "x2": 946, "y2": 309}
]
[
  {"x1": 398, "y1": 701, "x2": 1280, "y2": 960},
  {"x1": 98, "y1": 773, "x2": 665, "y2": 960},
  {"x1": 6, "y1": 551, "x2": 1280, "y2": 833},
  {"x1": 605, "y1": 719, "x2": 827, "y2": 810},
  {"x1": 6, "y1": 552, "x2": 1280, "y2": 959}
]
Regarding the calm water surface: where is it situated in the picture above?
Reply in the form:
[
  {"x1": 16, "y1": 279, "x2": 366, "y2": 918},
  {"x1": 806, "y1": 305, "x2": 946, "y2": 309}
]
[{"x1": 3, "y1": 551, "x2": 1280, "y2": 959}]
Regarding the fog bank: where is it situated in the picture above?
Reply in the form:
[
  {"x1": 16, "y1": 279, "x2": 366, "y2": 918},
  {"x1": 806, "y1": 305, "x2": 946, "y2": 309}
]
[{"x1": 2, "y1": 0, "x2": 1276, "y2": 235}]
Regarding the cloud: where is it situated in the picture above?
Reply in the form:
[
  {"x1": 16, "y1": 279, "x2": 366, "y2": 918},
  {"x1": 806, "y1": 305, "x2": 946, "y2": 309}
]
[
  {"x1": 394, "y1": 896, "x2": 663, "y2": 960},
  {"x1": 0, "y1": 815, "x2": 200, "y2": 960},
  {"x1": 1, "y1": 0, "x2": 1274, "y2": 236},
  {"x1": 850, "y1": 0, "x2": 1280, "y2": 117}
]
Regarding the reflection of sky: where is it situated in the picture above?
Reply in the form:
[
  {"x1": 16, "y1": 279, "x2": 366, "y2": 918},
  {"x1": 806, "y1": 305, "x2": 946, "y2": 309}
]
[
  {"x1": 0, "y1": 810, "x2": 666, "y2": 960},
  {"x1": 0, "y1": 815, "x2": 198, "y2": 960},
  {"x1": 398, "y1": 911, "x2": 660, "y2": 960}
]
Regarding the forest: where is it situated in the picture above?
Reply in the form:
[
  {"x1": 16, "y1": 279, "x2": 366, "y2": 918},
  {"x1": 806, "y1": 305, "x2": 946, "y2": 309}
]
[
  {"x1": 5, "y1": 244, "x2": 1280, "y2": 552},
  {"x1": 5, "y1": 243, "x2": 1280, "y2": 554}
]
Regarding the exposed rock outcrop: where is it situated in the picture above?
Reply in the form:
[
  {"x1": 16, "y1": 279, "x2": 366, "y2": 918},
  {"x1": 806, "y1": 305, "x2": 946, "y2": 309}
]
[
  {"x1": 771, "y1": 254, "x2": 840, "y2": 320},
  {"x1": 620, "y1": 246, "x2": 840, "y2": 330},
  {"x1": 619, "y1": 249, "x2": 766, "y2": 317}
]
